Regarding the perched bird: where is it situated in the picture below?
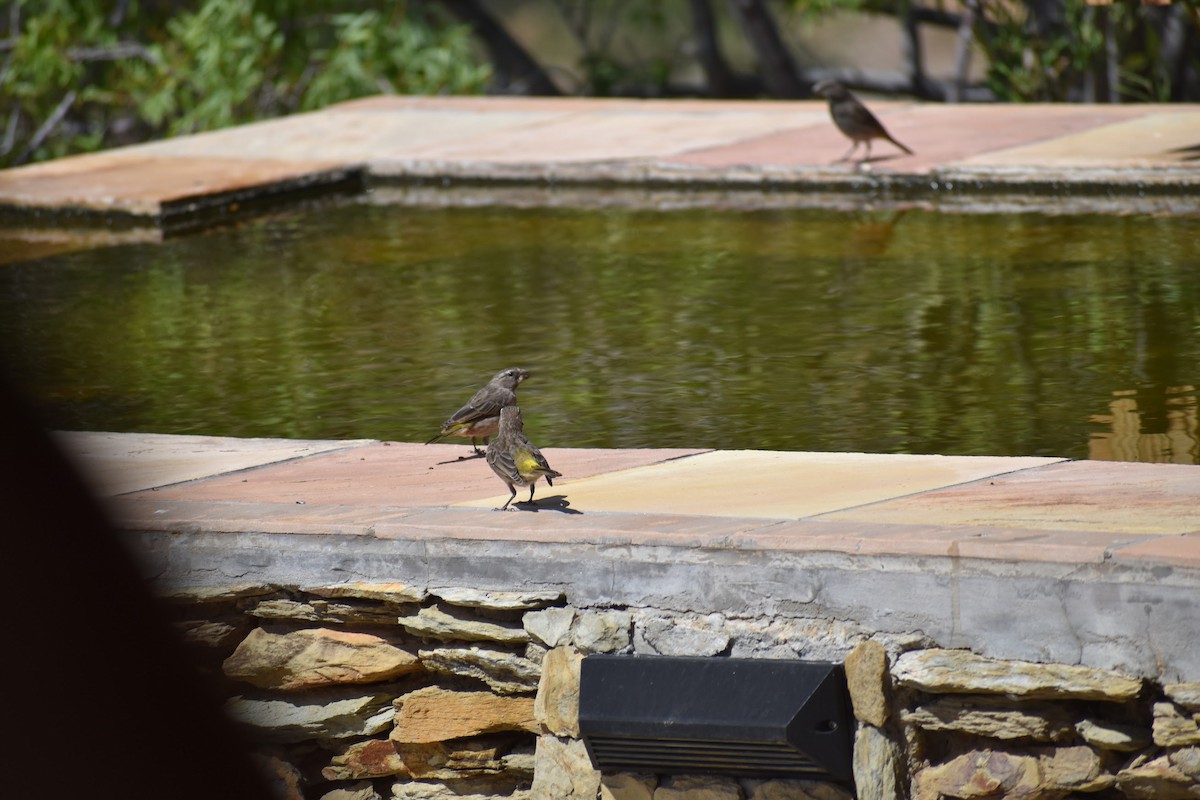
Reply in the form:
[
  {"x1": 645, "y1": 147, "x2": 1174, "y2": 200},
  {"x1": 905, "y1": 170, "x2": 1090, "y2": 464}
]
[
  {"x1": 813, "y1": 80, "x2": 913, "y2": 163},
  {"x1": 426, "y1": 367, "x2": 529, "y2": 455},
  {"x1": 486, "y1": 405, "x2": 562, "y2": 511}
]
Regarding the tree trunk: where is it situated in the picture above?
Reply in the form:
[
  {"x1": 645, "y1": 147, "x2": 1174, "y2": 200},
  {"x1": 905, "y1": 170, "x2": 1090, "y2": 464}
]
[
  {"x1": 441, "y1": 0, "x2": 561, "y2": 95},
  {"x1": 726, "y1": 0, "x2": 808, "y2": 98}
]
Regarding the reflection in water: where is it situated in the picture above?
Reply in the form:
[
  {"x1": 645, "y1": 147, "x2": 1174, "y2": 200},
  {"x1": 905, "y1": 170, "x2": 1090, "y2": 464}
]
[
  {"x1": 0, "y1": 200, "x2": 1197, "y2": 464},
  {"x1": 1089, "y1": 386, "x2": 1199, "y2": 464}
]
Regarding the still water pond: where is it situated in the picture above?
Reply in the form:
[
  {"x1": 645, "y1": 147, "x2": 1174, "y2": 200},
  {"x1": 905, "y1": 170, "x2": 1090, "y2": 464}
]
[{"x1": 2, "y1": 199, "x2": 1198, "y2": 463}]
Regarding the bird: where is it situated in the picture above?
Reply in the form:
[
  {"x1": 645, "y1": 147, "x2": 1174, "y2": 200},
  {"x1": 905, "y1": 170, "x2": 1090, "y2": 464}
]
[
  {"x1": 486, "y1": 405, "x2": 562, "y2": 511},
  {"x1": 425, "y1": 367, "x2": 529, "y2": 455},
  {"x1": 813, "y1": 80, "x2": 913, "y2": 163}
]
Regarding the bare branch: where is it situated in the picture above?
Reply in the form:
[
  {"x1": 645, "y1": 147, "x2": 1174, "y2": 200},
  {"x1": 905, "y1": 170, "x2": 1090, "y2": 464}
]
[
  {"x1": 442, "y1": 0, "x2": 561, "y2": 95},
  {"x1": 1, "y1": 107, "x2": 19, "y2": 157},
  {"x1": 14, "y1": 89, "x2": 76, "y2": 166},
  {"x1": 66, "y1": 41, "x2": 159, "y2": 64}
]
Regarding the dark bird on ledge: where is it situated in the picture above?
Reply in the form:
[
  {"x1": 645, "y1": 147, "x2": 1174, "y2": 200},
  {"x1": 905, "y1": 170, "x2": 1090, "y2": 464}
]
[
  {"x1": 486, "y1": 405, "x2": 562, "y2": 510},
  {"x1": 813, "y1": 80, "x2": 914, "y2": 163},
  {"x1": 426, "y1": 367, "x2": 529, "y2": 455}
]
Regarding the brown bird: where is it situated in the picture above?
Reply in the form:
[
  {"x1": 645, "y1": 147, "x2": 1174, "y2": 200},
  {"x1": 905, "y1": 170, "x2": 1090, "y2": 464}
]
[
  {"x1": 486, "y1": 406, "x2": 562, "y2": 511},
  {"x1": 426, "y1": 367, "x2": 529, "y2": 455},
  {"x1": 813, "y1": 80, "x2": 913, "y2": 163}
]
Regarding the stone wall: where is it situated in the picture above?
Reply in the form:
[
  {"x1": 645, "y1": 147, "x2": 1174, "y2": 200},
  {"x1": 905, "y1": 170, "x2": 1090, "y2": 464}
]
[{"x1": 165, "y1": 582, "x2": 1200, "y2": 800}]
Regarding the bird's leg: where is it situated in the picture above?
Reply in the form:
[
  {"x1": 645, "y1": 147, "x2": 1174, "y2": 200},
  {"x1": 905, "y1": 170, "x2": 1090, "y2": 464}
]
[
  {"x1": 471, "y1": 438, "x2": 484, "y2": 455},
  {"x1": 836, "y1": 140, "x2": 858, "y2": 163},
  {"x1": 498, "y1": 485, "x2": 516, "y2": 511},
  {"x1": 528, "y1": 486, "x2": 536, "y2": 503},
  {"x1": 861, "y1": 140, "x2": 874, "y2": 162}
]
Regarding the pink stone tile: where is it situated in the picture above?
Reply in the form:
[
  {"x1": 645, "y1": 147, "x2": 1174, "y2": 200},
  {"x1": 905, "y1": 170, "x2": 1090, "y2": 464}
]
[
  {"x1": 0, "y1": 153, "x2": 345, "y2": 213},
  {"x1": 111, "y1": 498, "x2": 412, "y2": 536},
  {"x1": 374, "y1": 506, "x2": 774, "y2": 548},
  {"x1": 731, "y1": 520, "x2": 1146, "y2": 563},
  {"x1": 823, "y1": 460, "x2": 1200, "y2": 535},
  {"x1": 1109, "y1": 533, "x2": 1200, "y2": 569},
  {"x1": 129, "y1": 443, "x2": 708, "y2": 509}
]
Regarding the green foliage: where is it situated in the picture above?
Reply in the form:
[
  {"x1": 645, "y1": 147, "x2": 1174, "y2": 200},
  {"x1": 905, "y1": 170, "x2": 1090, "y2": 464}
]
[
  {"x1": 973, "y1": 0, "x2": 1197, "y2": 101},
  {"x1": 0, "y1": 0, "x2": 491, "y2": 167}
]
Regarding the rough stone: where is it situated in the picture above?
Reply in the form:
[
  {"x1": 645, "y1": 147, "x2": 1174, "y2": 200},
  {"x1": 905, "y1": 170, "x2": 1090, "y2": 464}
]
[
  {"x1": 1154, "y1": 701, "x2": 1200, "y2": 747},
  {"x1": 163, "y1": 583, "x2": 276, "y2": 604},
  {"x1": 225, "y1": 688, "x2": 396, "y2": 743},
  {"x1": 419, "y1": 646, "x2": 541, "y2": 694},
  {"x1": 893, "y1": 648, "x2": 1142, "y2": 701},
  {"x1": 252, "y1": 750, "x2": 305, "y2": 800},
  {"x1": 1116, "y1": 753, "x2": 1200, "y2": 799},
  {"x1": 391, "y1": 686, "x2": 538, "y2": 744},
  {"x1": 653, "y1": 775, "x2": 742, "y2": 799},
  {"x1": 223, "y1": 627, "x2": 422, "y2": 690},
  {"x1": 524, "y1": 607, "x2": 576, "y2": 648},
  {"x1": 390, "y1": 779, "x2": 531, "y2": 800},
  {"x1": 534, "y1": 646, "x2": 583, "y2": 737},
  {"x1": 914, "y1": 750, "x2": 1041, "y2": 799},
  {"x1": 634, "y1": 611, "x2": 731, "y2": 657},
  {"x1": 306, "y1": 582, "x2": 428, "y2": 604},
  {"x1": 1170, "y1": 747, "x2": 1200, "y2": 778},
  {"x1": 572, "y1": 609, "x2": 632, "y2": 653},
  {"x1": 431, "y1": 587, "x2": 563, "y2": 610},
  {"x1": 173, "y1": 619, "x2": 245, "y2": 649},
  {"x1": 601, "y1": 773, "x2": 657, "y2": 800},
  {"x1": 399, "y1": 603, "x2": 529, "y2": 645},
  {"x1": 323, "y1": 739, "x2": 409, "y2": 781},
  {"x1": 901, "y1": 697, "x2": 1074, "y2": 741},
  {"x1": 725, "y1": 617, "x2": 869, "y2": 662},
  {"x1": 844, "y1": 640, "x2": 890, "y2": 728},
  {"x1": 504, "y1": 746, "x2": 537, "y2": 778},
  {"x1": 1167, "y1": 683, "x2": 1200, "y2": 711},
  {"x1": 392, "y1": 739, "x2": 505, "y2": 779},
  {"x1": 530, "y1": 735, "x2": 601, "y2": 800},
  {"x1": 853, "y1": 726, "x2": 902, "y2": 800},
  {"x1": 319, "y1": 781, "x2": 384, "y2": 800},
  {"x1": 1075, "y1": 718, "x2": 1152, "y2": 751},
  {"x1": 1037, "y1": 745, "x2": 1106, "y2": 791},
  {"x1": 249, "y1": 598, "x2": 405, "y2": 625},
  {"x1": 743, "y1": 779, "x2": 852, "y2": 800}
]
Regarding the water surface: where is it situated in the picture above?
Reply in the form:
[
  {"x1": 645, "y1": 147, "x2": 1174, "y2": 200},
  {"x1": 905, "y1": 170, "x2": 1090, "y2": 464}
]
[{"x1": 2, "y1": 198, "x2": 1197, "y2": 463}]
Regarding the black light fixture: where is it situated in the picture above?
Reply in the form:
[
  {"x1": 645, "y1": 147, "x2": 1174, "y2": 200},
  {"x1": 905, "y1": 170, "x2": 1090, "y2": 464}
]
[{"x1": 578, "y1": 655, "x2": 854, "y2": 785}]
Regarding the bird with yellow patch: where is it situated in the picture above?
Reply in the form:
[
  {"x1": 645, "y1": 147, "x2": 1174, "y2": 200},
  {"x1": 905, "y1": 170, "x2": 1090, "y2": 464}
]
[
  {"x1": 486, "y1": 405, "x2": 562, "y2": 510},
  {"x1": 426, "y1": 367, "x2": 529, "y2": 455}
]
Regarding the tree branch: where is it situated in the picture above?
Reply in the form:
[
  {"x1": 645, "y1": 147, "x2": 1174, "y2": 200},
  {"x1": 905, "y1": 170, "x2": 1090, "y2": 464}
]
[
  {"x1": 688, "y1": 0, "x2": 757, "y2": 97},
  {"x1": 441, "y1": 0, "x2": 561, "y2": 95},
  {"x1": 14, "y1": 89, "x2": 76, "y2": 166},
  {"x1": 726, "y1": 0, "x2": 807, "y2": 98}
]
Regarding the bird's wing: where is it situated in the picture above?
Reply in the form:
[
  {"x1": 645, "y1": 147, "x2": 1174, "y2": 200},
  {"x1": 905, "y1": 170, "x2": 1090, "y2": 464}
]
[
  {"x1": 446, "y1": 387, "x2": 514, "y2": 427},
  {"x1": 487, "y1": 446, "x2": 522, "y2": 484},
  {"x1": 514, "y1": 445, "x2": 561, "y2": 479}
]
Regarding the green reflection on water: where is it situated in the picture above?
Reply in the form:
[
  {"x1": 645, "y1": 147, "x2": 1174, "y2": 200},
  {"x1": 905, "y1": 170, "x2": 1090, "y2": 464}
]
[{"x1": 1, "y1": 200, "x2": 1197, "y2": 463}]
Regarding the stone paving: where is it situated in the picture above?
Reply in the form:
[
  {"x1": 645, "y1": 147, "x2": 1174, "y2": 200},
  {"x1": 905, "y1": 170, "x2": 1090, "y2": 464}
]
[
  {"x1": 1, "y1": 95, "x2": 1198, "y2": 237},
  {"x1": 11, "y1": 98, "x2": 1200, "y2": 679},
  {"x1": 62, "y1": 432, "x2": 1199, "y2": 568}
]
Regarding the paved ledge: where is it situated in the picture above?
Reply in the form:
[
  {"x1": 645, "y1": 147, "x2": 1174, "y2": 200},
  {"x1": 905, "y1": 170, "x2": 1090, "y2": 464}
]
[
  {"x1": 2, "y1": 96, "x2": 1198, "y2": 237},
  {"x1": 59, "y1": 431, "x2": 1200, "y2": 682}
]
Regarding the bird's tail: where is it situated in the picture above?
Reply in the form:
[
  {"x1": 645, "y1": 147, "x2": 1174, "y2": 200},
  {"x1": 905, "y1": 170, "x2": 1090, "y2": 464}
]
[
  {"x1": 544, "y1": 468, "x2": 564, "y2": 486},
  {"x1": 424, "y1": 432, "x2": 445, "y2": 445},
  {"x1": 890, "y1": 135, "x2": 913, "y2": 155}
]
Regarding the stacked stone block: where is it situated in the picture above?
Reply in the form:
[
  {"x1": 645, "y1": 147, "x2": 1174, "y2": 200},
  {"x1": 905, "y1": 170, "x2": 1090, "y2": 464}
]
[{"x1": 164, "y1": 584, "x2": 1200, "y2": 800}]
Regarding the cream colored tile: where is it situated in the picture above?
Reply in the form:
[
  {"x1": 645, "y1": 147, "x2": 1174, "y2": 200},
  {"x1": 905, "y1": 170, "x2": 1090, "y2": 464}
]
[
  {"x1": 457, "y1": 450, "x2": 1063, "y2": 518},
  {"x1": 956, "y1": 111, "x2": 1200, "y2": 167}
]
